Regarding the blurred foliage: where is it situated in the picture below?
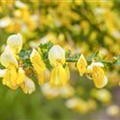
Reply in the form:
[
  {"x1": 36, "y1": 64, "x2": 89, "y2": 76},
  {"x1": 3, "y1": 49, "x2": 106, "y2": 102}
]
[{"x1": 0, "y1": 0, "x2": 120, "y2": 120}]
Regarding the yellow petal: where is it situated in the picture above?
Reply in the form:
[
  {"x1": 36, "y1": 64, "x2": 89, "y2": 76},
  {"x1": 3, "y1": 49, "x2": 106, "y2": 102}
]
[
  {"x1": 17, "y1": 67, "x2": 25, "y2": 84},
  {"x1": 77, "y1": 54, "x2": 87, "y2": 76},
  {"x1": 7, "y1": 33, "x2": 23, "y2": 54},
  {"x1": 48, "y1": 45, "x2": 65, "y2": 66},
  {"x1": 92, "y1": 66, "x2": 108, "y2": 88},
  {"x1": 21, "y1": 77, "x2": 35, "y2": 94},
  {"x1": 37, "y1": 71, "x2": 45, "y2": 85},
  {"x1": 50, "y1": 65, "x2": 68, "y2": 86},
  {"x1": 9, "y1": 66, "x2": 18, "y2": 87},
  {"x1": 30, "y1": 49, "x2": 45, "y2": 74},
  {"x1": 2, "y1": 67, "x2": 18, "y2": 90},
  {"x1": 0, "y1": 50, "x2": 18, "y2": 68},
  {"x1": 37, "y1": 69, "x2": 50, "y2": 85}
]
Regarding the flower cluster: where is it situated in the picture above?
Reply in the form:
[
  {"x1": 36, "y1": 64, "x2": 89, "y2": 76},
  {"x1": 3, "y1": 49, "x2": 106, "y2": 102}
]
[
  {"x1": 0, "y1": 33, "x2": 114, "y2": 94},
  {"x1": 77, "y1": 55, "x2": 108, "y2": 88},
  {"x1": 0, "y1": 33, "x2": 35, "y2": 94}
]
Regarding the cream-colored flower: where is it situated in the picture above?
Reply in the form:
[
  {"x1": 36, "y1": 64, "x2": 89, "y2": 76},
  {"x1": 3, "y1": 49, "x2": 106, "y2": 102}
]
[
  {"x1": 21, "y1": 77, "x2": 35, "y2": 94},
  {"x1": 48, "y1": 45, "x2": 65, "y2": 66},
  {"x1": 0, "y1": 50, "x2": 18, "y2": 68},
  {"x1": 7, "y1": 33, "x2": 23, "y2": 54}
]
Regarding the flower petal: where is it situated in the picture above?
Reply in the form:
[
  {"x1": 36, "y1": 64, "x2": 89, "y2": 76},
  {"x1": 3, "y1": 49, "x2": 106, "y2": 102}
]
[
  {"x1": 48, "y1": 45, "x2": 65, "y2": 66},
  {"x1": 77, "y1": 54, "x2": 87, "y2": 76},
  {"x1": 50, "y1": 65, "x2": 68, "y2": 86},
  {"x1": 7, "y1": 33, "x2": 23, "y2": 54},
  {"x1": 92, "y1": 66, "x2": 108, "y2": 88}
]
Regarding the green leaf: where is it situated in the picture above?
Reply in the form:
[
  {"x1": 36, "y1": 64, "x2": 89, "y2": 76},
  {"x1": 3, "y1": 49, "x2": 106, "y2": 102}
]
[{"x1": 87, "y1": 51, "x2": 99, "y2": 62}]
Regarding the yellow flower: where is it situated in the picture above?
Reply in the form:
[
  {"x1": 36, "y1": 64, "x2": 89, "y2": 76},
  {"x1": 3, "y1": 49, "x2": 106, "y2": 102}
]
[
  {"x1": 21, "y1": 77, "x2": 35, "y2": 94},
  {"x1": 17, "y1": 67, "x2": 25, "y2": 84},
  {"x1": 7, "y1": 33, "x2": 23, "y2": 54},
  {"x1": 50, "y1": 65, "x2": 68, "y2": 86},
  {"x1": 30, "y1": 49, "x2": 46, "y2": 84},
  {"x1": 2, "y1": 66, "x2": 18, "y2": 89},
  {"x1": 0, "y1": 49, "x2": 18, "y2": 68},
  {"x1": 87, "y1": 62, "x2": 108, "y2": 88},
  {"x1": 48, "y1": 45, "x2": 65, "y2": 66},
  {"x1": 77, "y1": 54, "x2": 87, "y2": 76},
  {"x1": 48, "y1": 45, "x2": 69, "y2": 86},
  {"x1": 30, "y1": 49, "x2": 45, "y2": 73}
]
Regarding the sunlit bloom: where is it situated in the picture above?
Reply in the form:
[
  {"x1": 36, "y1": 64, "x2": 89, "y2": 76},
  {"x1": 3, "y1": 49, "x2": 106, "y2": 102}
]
[
  {"x1": 48, "y1": 45, "x2": 65, "y2": 66},
  {"x1": 48, "y1": 45, "x2": 68, "y2": 86},
  {"x1": 0, "y1": 50, "x2": 18, "y2": 68},
  {"x1": 77, "y1": 54, "x2": 87, "y2": 76},
  {"x1": 17, "y1": 67, "x2": 25, "y2": 84},
  {"x1": 50, "y1": 65, "x2": 68, "y2": 86},
  {"x1": 87, "y1": 62, "x2": 108, "y2": 88},
  {"x1": 2, "y1": 66, "x2": 18, "y2": 89},
  {"x1": 30, "y1": 49, "x2": 46, "y2": 84},
  {"x1": 21, "y1": 77, "x2": 35, "y2": 94},
  {"x1": 7, "y1": 33, "x2": 23, "y2": 54}
]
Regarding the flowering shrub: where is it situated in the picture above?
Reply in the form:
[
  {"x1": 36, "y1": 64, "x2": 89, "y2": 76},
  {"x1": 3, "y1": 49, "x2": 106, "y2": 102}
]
[{"x1": 0, "y1": 0, "x2": 120, "y2": 119}]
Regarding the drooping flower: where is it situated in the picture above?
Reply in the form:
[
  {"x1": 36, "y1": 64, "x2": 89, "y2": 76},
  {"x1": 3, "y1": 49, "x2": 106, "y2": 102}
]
[
  {"x1": 77, "y1": 54, "x2": 87, "y2": 76},
  {"x1": 87, "y1": 62, "x2": 108, "y2": 88},
  {"x1": 48, "y1": 45, "x2": 68, "y2": 86}
]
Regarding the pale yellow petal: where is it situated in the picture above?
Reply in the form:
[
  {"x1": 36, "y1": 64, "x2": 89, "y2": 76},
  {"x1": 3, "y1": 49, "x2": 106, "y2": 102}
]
[
  {"x1": 48, "y1": 45, "x2": 65, "y2": 66},
  {"x1": 21, "y1": 77, "x2": 35, "y2": 94},
  {"x1": 30, "y1": 49, "x2": 45, "y2": 74},
  {"x1": 77, "y1": 54, "x2": 87, "y2": 76},
  {"x1": 0, "y1": 50, "x2": 18, "y2": 68},
  {"x1": 17, "y1": 67, "x2": 25, "y2": 84},
  {"x1": 2, "y1": 68, "x2": 18, "y2": 90},
  {"x1": 50, "y1": 65, "x2": 68, "y2": 86},
  {"x1": 92, "y1": 66, "x2": 108, "y2": 88},
  {"x1": 7, "y1": 33, "x2": 23, "y2": 54}
]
